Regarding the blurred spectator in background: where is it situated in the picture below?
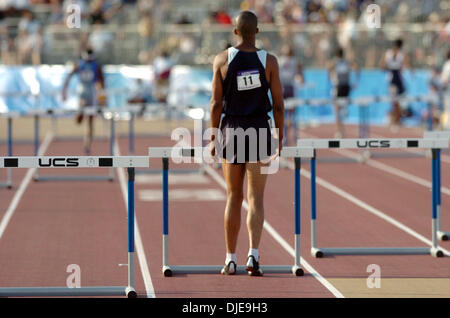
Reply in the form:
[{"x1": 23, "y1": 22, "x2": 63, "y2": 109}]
[
  {"x1": 128, "y1": 78, "x2": 152, "y2": 104},
  {"x1": 0, "y1": 0, "x2": 448, "y2": 67},
  {"x1": 0, "y1": 0, "x2": 30, "y2": 13},
  {"x1": 422, "y1": 66, "x2": 443, "y2": 127},
  {"x1": 441, "y1": 50, "x2": 450, "y2": 128},
  {"x1": 137, "y1": 8, "x2": 154, "y2": 63},
  {"x1": 89, "y1": 0, "x2": 108, "y2": 25},
  {"x1": 278, "y1": 44, "x2": 304, "y2": 145},
  {"x1": 153, "y1": 49, "x2": 173, "y2": 102},
  {"x1": 209, "y1": 8, "x2": 232, "y2": 25},
  {"x1": 48, "y1": 0, "x2": 64, "y2": 25},
  {"x1": 16, "y1": 10, "x2": 43, "y2": 64},
  {"x1": 0, "y1": 23, "x2": 16, "y2": 64},
  {"x1": 177, "y1": 14, "x2": 192, "y2": 25},
  {"x1": 88, "y1": 3, "x2": 115, "y2": 63}
]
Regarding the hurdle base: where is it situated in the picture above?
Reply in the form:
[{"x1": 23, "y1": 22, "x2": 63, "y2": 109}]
[
  {"x1": 0, "y1": 286, "x2": 132, "y2": 297},
  {"x1": 311, "y1": 247, "x2": 437, "y2": 257},
  {"x1": 311, "y1": 247, "x2": 324, "y2": 258},
  {"x1": 162, "y1": 266, "x2": 173, "y2": 277},
  {"x1": 34, "y1": 175, "x2": 114, "y2": 182},
  {"x1": 0, "y1": 183, "x2": 12, "y2": 189},
  {"x1": 291, "y1": 265, "x2": 304, "y2": 276},
  {"x1": 125, "y1": 286, "x2": 138, "y2": 298},
  {"x1": 163, "y1": 265, "x2": 302, "y2": 276},
  {"x1": 430, "y1": 247, "x2": 445, "y2": 258},
  {"x1": 437, "y1": 231, "x2": 449, "y2": 241}
]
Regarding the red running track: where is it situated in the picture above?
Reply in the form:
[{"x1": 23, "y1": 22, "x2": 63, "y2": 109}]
[{"x1": 0, "y1": 125, "x2": 448, "y2": 297}]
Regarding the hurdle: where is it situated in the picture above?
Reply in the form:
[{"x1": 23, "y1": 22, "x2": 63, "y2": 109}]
[
  {"x1": 0, "y1": 155, "x2": 149, "y2": 297},
  {"x1": 30, "y1": 107, "x2": 116, "y2": 182},
  {"x1": 286, "y1": 95, "x2": 434, "y2": 162},
  {"x1": 285, "y1": 96, "x2": 372, "y2": 139},
  {"x1": 127, "y1": 103, "x2": 208, "y2": 176},
  {"x1": 148, "y1": 146, "x2": 314, "y2": 277},
  {"x1": 297, "y1": 138, "x2": 448, "y2": 258},
  {"x1": 424, "y1": 131, "x2": 450, "y2": 241},
  {"x1": 0, "y1": 112, "x2": 17, "y2": 189}
]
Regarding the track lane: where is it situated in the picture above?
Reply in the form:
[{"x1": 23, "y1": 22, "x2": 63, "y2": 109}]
[
  {"x1": 0, "y1": 137, "x2": 139, "y2": 295},
  {"x1": 299, "y1": 125, "x2": 450, "y2": 246},
  {"x1": 120, "y1": 136, "x2": 336, "y2": 298}
]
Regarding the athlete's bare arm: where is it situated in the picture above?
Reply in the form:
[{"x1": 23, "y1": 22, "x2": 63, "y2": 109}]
[
  {"x1": 266, "y1": 53, "x2": 284, "y2": 152},
  {"x1": 210, "y1": 50, "x2": 228, "y2": 147},
  {"x1": 62, "y1": 63, "x2": 79, "y2": 101}
]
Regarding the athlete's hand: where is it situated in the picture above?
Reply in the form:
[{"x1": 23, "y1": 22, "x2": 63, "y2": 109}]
[{"x1": 98, "y1": 94, "x2": 107, "y2": 106}]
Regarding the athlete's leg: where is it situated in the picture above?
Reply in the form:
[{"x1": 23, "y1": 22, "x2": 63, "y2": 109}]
[
  {"x1": 245, "y1": 161, "x2": 268, "y2": 250},
  {"x1": 76, "y1": 98, "x2": 86, "y2": 125},
  {"x1": 334, "y1": 103, "x2": 344, "y2": 138},
  {"x1": 84, "y1": 115, "x2": 94, "y2": 154},
  {"x1": 222, "y1": 161, "x2": 246, "y2": 254},
  {"x1": 389, "y1": 85, "x2": 402, "y2": 129}
]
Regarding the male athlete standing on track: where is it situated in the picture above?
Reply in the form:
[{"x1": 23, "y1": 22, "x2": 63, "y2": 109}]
[
  {"x1": 209, "y1": 11, "x2": 284, "y2": 276},
  {"x1": 62, "y1": 47, "x2": 105, "y2": 154}
]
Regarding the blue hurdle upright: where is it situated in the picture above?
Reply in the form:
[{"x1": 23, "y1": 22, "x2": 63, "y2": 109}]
[
  {"x1": 297, "y1": 138, "x2": 448, "y2": 258},
  {"x1": 0, "y1": 113, "x2": 15, "y2": 189},
  {"x1": 424, "y1": 131, "x2": 450, "y2": 241},
  {"x1": 30, "y1": 108, "x2": 116, "y2": 182},
  {"x1": 0, "y1": 155, "x2": 149, "y2": 297},
  {"x1": 148, "y1": 146, "x2": 314, "y2": 276}
]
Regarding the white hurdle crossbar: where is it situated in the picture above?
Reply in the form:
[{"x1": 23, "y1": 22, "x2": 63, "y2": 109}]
[
  {"x1": 424, "y1": 131, "x2": 450, "y2": 241},
  {"x1": 148, "y1": 146, "x2": 314, "y2": 276},
  {"x1": 297, "y1": 138, "x2": 449, "y2": 258},
  {"x1": 29, "y1": 107, "x2": 116, "y2": 182},
  {"x1": 0, "y1": 155, "x2": 149, "y2": 297}
]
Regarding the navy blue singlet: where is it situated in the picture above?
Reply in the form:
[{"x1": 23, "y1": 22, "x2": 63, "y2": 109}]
[
  {"x1": 222, "y1": 47, "x2": 272, "y2": 117},
  {"x1": 218, "y1": 47, "x2": 275, "y2": 163}
]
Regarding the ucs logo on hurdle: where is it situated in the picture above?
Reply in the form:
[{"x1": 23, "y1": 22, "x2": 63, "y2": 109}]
[
  {"x1": 356, "y1": 140, "x2": 390, "y2": 148},
  {"x1": 38, "y1": 158, "x2": 79, "y2": 167}
]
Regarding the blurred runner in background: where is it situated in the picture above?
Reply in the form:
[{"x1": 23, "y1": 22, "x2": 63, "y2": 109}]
[
  {"x1": 153, "y1": 49, "x2": 174, "y2": 103},
  {"x1": 62, "y1": 47, "x2": 105, "y2": 154},
  {"x1": 328, "y1": 47, "x2": 358, "y2": 138},
  {"x1": 380, "y1": 39, "x2": 412, "y2": 131},
  {"x1": 278, "y1": 44, "x2": 303, "y2": 145}
]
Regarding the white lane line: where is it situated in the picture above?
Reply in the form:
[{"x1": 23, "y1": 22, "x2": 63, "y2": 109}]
[
  {"x1": 0, "y1": 132, "x2": 53, "y2": 241},
  {"x1": 340, "y1": 148, "x2": 450, "y2": 196},
  {"x1": 203, "y1": 164, "x2": 345, "y2": 298},
  {"x1": 115, "y1": 141, "x2": 156, "y2": 298},
  {"x1": 282, "y1": 159, "x2": 450, "y2": 257},
  {"x1": 301, "y1": 132, "x2": 450, "y2": 196}
]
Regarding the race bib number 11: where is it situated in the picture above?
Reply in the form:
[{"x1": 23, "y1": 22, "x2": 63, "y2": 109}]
[{"x1": 237, "y1": 69, "x2": 261, "y2": 91}]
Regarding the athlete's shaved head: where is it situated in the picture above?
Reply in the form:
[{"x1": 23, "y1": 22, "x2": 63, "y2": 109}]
[{"x1": 235, "y1": 11, "x2": 258, "y2": 40}]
